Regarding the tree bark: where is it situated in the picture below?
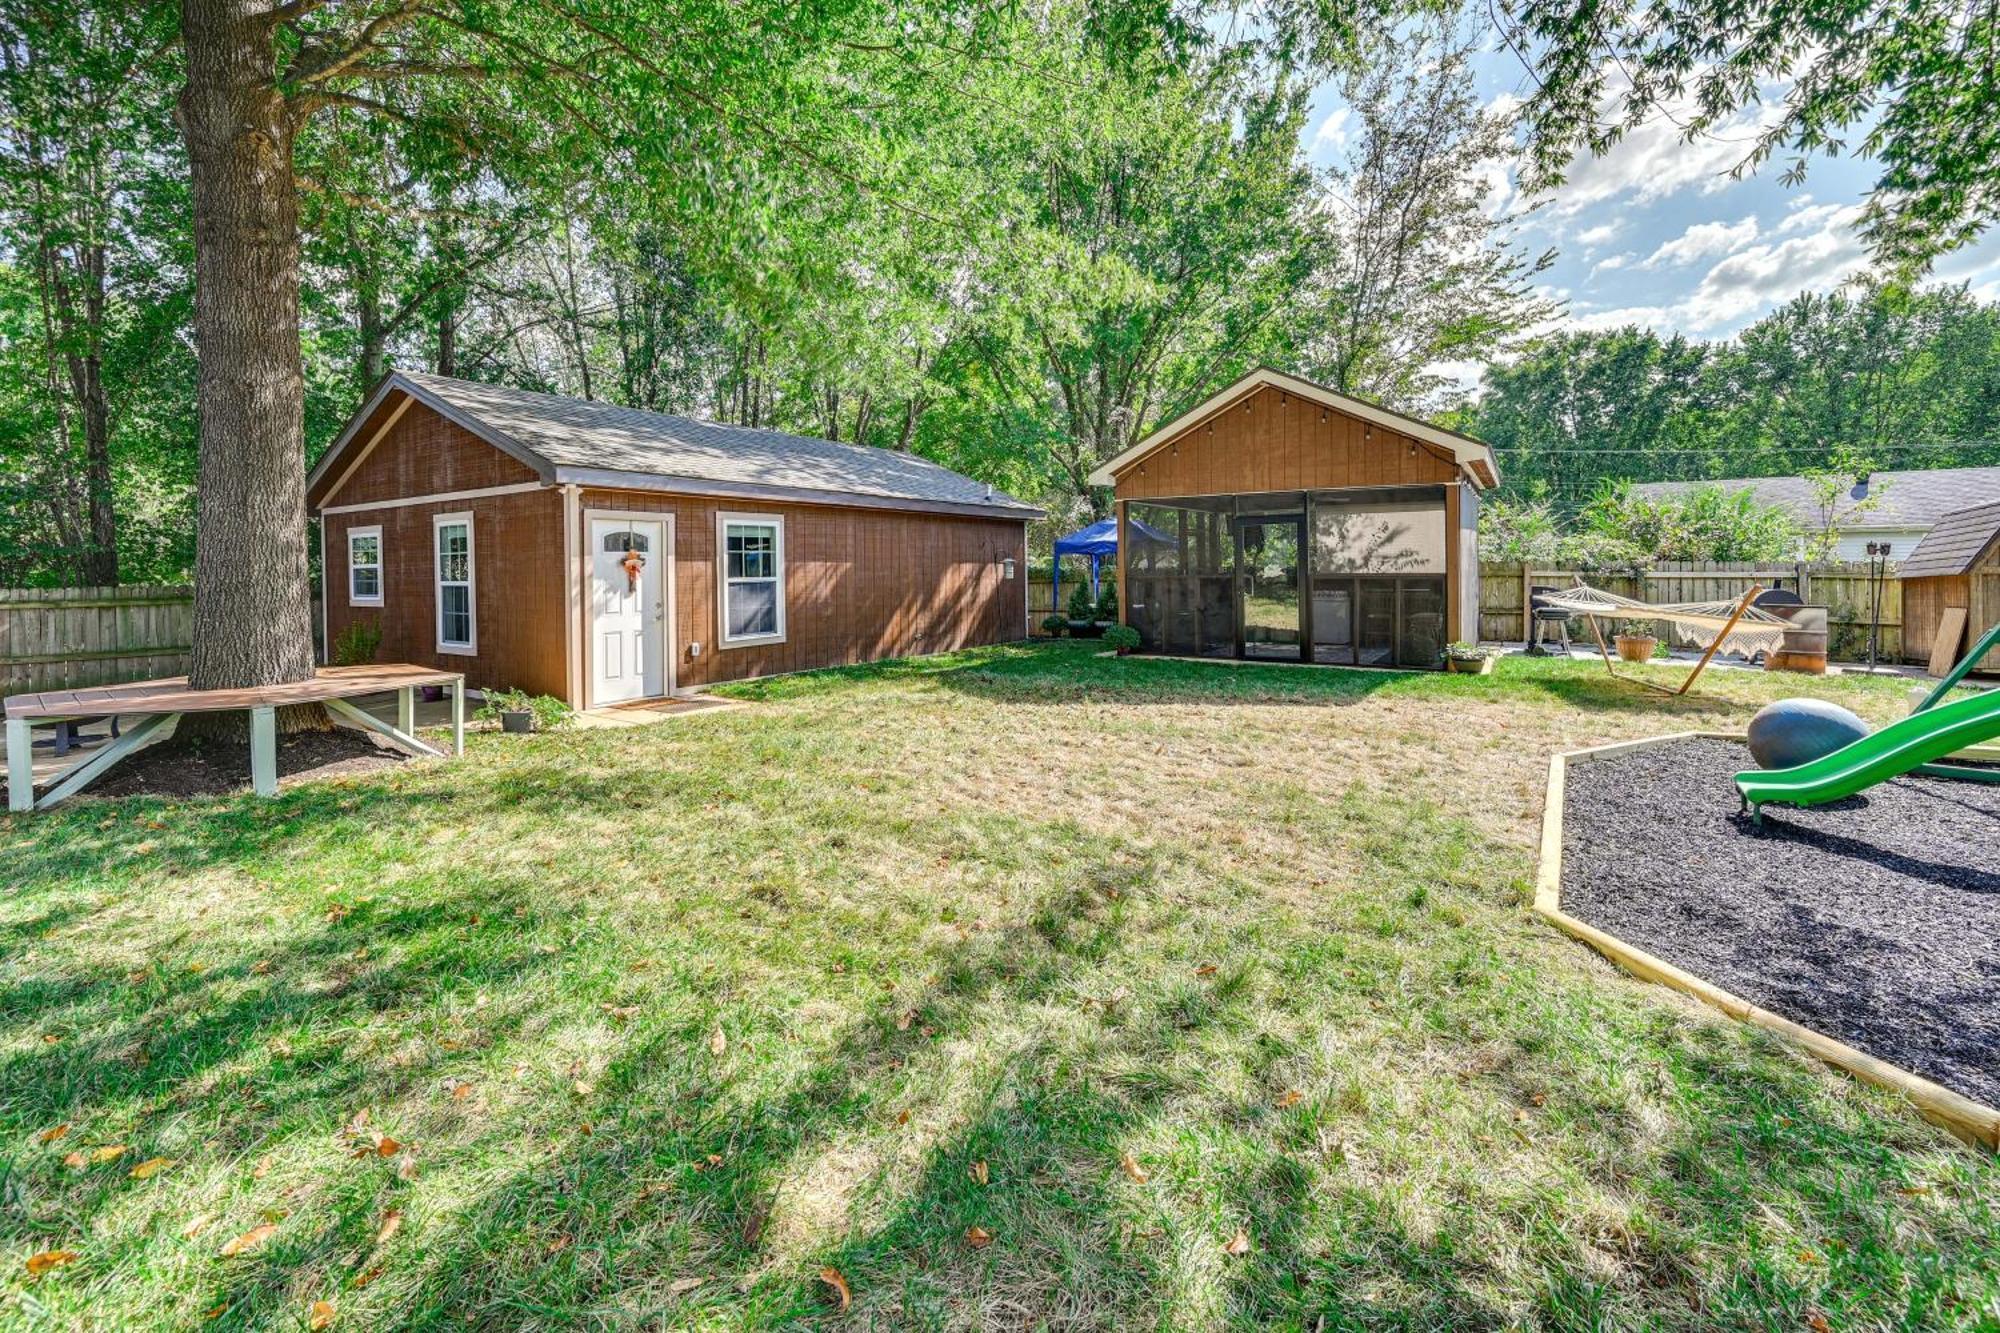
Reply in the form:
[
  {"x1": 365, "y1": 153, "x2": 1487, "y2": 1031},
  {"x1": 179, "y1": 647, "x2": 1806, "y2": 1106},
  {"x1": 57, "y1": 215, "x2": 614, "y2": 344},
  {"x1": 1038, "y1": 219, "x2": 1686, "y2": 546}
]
[{"x1": 178, "y1": 0, "x2": 316, "y2": 694}]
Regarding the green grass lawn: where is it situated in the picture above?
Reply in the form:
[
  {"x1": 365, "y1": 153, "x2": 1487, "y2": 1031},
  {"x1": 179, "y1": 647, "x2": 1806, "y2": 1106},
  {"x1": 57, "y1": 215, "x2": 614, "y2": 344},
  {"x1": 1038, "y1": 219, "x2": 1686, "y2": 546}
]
[{"x1": 2, "y1": 644, "x2": 1995, "y2": 1329}]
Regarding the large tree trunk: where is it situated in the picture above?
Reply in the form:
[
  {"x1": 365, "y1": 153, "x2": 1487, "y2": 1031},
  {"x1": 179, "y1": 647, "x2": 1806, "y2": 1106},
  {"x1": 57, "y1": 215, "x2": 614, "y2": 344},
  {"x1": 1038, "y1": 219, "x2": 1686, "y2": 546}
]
[
  {"x1": 70, "y1": 243, "x2": 118, "y2": 585},
  {"x1": 178, "y1": 0, "x2": 316, "y2": 694}
]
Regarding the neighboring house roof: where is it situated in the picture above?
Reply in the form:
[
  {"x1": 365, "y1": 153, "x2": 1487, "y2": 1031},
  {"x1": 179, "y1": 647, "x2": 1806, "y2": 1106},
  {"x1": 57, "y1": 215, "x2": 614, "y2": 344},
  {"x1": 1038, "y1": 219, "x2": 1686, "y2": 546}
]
[
  {"x1": 1631, "y1": 465, "x2": 2000, "y2": 532},
  {"x1": 1898, "y1": 500, "x2": 2000, "y2": 579},
  {"x1": 1084, "y1": 366, "x2": 1501, "y2": 490},
  {"x1": 310, "y1": 370, "x2": 1043, "y2": 520}
]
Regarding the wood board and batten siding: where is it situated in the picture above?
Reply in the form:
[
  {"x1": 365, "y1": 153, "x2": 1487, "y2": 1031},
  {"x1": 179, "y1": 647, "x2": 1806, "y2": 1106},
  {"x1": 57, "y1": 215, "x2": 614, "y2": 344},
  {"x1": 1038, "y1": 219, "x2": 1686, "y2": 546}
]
[
  {"x1": 1116, "y1": 384, "x2": 1462, "y2": 500},
  {"x1": 308, "y1": 373, "x2": 1037, "y2": 706},
  {"x1": 576, "y1": 490, "x2": 1026, "y2": 690},
  {"x1": 0, "y1": 585, "x2": 193, "y2": 699}
]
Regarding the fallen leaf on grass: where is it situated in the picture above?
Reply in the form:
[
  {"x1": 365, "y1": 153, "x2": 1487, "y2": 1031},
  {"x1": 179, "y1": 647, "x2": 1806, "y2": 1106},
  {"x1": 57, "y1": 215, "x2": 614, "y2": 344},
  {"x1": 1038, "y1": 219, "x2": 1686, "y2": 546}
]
[
  {"x1": 1119, "y1": 1154, "x2": 1149, "y2": 1184},
  {"x1": 601, "y1": 1004, "x2": 640, "y2": 1022},
  {"x1": 90, "y1": 1144, "x2": 126, "y2": 1165},
  {"x1": 253, "y1": 1154, "x2": 272, "y2": 1179},
  {"x1": 964, "y1": 1226, "x2": 994, "y2": 1249},
  {"x1": 1274, "y1": 1090, "x2": 1303, "y2": 1109},
  {"x1": 668, "y1": 1276, "x2": 706, "y2": 1295},
  {"x1": 180, "y1": 1214, "x2": 215, "y2": 1239},
  {"x1": 251, "y1": 960, "x2": 274, "y2": 975},
  {"x1": 25, "y1": 1250, "x2": 79, "y2": 1276},
  {"x1": 352, "y1": 1267, "x2": 383, "y2": 1289},
  {"x1": 817, "y1": 1267, "x2": 851, "y2": 1311},
  {"x1": 374, "y1": 1210, "x2": 402, "y2": 1247},
  {"x1": 62, "y1": 1152, "x2": 86, "y2": 1170},
  {"x1": 895, "y1": 1109, "x2": 910, "y2": 1127},
  {"x1": 310, "y1": 1298, "x2": 336, "y2": 1329},
  {"x1": 129, "y1": 1156, "x2": 174, "y2": 1179},
  {"x1": 1223, "y1": 1228, "x2": 1251, "y2": 1256},
  {"x1": 573, "y1": 1080, "x2": 594, "y2": 1096},
  {"x1": 1195, "y1": 964, "x2": 1218, "y2": 978},
  {"x1": 203, "y1": 1303, "x2": 229, "y2": 1320},
  {"x1": 37, "y1": 1123, "x2": 69, "y2": 1144},
  {"x1": 219, "y1": 1224, "x2": 278, "y2": 1257},
  {"x1": 708, "y1": 1026, "x2": 727, "y2": 1056},
  {"x1": 1806, "y1": 1314, "x2": 1831, "y2": 1333},
  {"x1": 969, "y1": 1160, "x2": 988, "y2": 1186}
]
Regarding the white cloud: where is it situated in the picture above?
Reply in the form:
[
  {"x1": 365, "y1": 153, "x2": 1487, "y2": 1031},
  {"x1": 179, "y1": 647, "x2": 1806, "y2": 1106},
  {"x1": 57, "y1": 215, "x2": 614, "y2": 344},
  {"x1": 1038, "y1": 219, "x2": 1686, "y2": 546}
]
[
  {"x1": 1310, "y1": 107, "x2": 1352, "y2": 153},
  {"x1": 1576, "y1": 221, "x2": 1622, "y2": 248},
  {"x1": 1542, "y1": 65, "x2": 1790, "y2": 217},
  {"x1": 1562, "y1": 204, "x2": 1869, "y2": 336},
  {"x1": 1776, "y1": 201, "x2": 1846, "y2": 235},
  {"x1": 1641, "y1": 216, "x2": 1761, "y2": 269}
]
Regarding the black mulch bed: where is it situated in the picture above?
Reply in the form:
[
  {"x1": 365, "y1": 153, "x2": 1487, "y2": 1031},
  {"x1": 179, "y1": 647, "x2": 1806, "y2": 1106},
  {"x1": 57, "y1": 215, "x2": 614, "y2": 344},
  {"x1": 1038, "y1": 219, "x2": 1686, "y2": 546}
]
[
  {"x1": 14, "y1": 727, "x2": 407, "y2": 803},
  {"x1": 1561, "y1": 736, "x2": 2000, "y2": 1110}
]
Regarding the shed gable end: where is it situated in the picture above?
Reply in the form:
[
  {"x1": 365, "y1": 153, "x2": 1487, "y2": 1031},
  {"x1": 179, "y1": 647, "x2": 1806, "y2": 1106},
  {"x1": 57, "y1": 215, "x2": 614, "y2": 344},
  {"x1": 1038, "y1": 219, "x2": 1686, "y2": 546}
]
[
  {"x1": 1113, "y1": 385, "x2": 1460, "y2": 501},
  {"x1": 311, "y1": 394, "x2": 543, "y2": 511}
]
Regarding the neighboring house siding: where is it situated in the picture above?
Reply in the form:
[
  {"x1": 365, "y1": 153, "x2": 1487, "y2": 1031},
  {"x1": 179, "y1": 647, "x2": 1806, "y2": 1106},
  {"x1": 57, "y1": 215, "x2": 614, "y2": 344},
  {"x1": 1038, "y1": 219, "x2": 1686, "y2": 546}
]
[
  {"x1": 324, "y1": 490, "x2": 569, "y2": 698},
  {"x1": 1829, "y1": 530, "x2": 1929, "y2": 561},
  {"x1": 578, "y1": 487, "x2": 1027, "y2": 689},
  {"x1": 1116, "y1": 384, "x2": 1460, "y2": 501}
]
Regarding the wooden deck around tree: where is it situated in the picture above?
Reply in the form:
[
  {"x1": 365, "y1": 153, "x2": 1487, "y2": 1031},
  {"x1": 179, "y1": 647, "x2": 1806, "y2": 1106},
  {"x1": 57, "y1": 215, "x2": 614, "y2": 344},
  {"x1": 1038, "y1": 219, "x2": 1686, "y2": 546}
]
[{"x1": 5, "y1": 664, "x2": 465, "y2": 720}]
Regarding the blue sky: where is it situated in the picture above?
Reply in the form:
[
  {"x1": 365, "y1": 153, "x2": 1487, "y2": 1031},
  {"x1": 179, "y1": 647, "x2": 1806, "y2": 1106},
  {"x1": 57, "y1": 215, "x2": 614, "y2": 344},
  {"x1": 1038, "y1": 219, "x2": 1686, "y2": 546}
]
[{"x1": 1299, "y1": 43, "x2": 2000, "y2": 346}]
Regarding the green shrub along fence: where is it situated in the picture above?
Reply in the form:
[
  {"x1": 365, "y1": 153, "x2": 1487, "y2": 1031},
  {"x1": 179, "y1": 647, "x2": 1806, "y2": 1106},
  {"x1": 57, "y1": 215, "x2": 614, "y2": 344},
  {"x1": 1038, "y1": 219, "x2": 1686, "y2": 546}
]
[
  {"x1": 0, "y1": 585, "x2": 195, "y2": 699},
  {"x1": 1477, "y1": 560, "x2": 1903, "y2": 662}
]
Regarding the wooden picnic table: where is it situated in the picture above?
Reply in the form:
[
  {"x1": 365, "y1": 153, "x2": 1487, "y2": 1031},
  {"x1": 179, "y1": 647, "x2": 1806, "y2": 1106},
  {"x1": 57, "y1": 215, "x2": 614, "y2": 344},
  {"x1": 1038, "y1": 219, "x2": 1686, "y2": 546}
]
[{"x1": 5, "y1": 664, "x2": 465, "y2": 812}]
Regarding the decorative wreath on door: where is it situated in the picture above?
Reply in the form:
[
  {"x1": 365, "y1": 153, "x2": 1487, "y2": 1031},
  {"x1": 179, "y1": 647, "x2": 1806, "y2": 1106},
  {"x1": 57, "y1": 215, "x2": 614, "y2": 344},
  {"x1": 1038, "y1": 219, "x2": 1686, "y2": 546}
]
[{"x1": 621, "y1": 548, "x2": 645, "y2": 592}]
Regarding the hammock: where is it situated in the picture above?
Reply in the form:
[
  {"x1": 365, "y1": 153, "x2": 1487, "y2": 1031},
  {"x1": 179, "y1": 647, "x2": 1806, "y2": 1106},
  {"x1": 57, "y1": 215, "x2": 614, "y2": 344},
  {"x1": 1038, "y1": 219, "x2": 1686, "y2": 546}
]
[
  {"x1": 1537, "y1": 582, "x2": 1789, "y2": 656},
  {"x1": 1539, "y1": 580, "x2": 1783, "y2": 695}
]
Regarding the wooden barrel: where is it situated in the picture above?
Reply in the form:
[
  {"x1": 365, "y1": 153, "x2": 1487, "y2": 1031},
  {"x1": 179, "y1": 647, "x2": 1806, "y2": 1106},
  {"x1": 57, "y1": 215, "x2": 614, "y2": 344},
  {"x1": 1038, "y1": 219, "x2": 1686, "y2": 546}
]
[{"x1": 1766, "y1": 626, "x2": 1828, "y2": 674}]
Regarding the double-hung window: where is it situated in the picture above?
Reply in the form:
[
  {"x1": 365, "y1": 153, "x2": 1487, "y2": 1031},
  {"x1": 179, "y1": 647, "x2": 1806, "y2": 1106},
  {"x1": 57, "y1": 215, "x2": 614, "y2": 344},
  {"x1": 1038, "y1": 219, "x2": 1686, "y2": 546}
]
[
  {"x1": 717, "y1": 513, "x2": 785, "y2": 646},
  {"x1": 434, "y1": 512, "x2": 476, "y2": 654},
  {"x1": 347, "y1": 525, "x2": 383, "y2": 606}
]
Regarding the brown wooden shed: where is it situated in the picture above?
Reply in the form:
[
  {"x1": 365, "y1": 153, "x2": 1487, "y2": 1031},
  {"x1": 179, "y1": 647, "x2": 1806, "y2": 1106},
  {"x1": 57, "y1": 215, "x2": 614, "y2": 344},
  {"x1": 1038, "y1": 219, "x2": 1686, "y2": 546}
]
[
  {"x1": 306, "y1": 372, "x2": 1039, "y2": 707},
  {"x1": 1898, "y1": 499, "x2": 2000, "y2": 673},
  {"x1": 1088, "y1": 368, "x2": 1499, "y2": 669}
]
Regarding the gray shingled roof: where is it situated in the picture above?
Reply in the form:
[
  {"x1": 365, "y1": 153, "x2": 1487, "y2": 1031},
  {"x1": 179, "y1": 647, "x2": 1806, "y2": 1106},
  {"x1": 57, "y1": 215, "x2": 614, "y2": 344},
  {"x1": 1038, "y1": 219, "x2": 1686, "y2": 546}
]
[
  {"x1": 380, "y1": 371, "x2": 1041, "y2": 517},
  {"x1": 1631, "y1": 465, "x2": 2000, "y2": 530},
  {"x1": 1898, "y1": 500, "x2": 2000, "y2": 578}
]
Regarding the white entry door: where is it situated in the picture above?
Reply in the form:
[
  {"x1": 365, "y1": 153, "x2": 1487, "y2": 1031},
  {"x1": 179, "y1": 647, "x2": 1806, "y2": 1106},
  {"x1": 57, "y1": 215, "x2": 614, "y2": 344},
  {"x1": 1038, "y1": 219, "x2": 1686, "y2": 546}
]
[{"x1": 590, "y1": 517, "x2": 667, "y2": 705}]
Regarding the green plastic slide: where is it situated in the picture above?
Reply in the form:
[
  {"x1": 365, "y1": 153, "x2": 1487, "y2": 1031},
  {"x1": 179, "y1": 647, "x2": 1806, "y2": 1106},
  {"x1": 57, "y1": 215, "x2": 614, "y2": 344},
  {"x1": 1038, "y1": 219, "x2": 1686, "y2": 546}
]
[{"x1": 1735, "y1": 685, "x2": 2000, "y2": 816}]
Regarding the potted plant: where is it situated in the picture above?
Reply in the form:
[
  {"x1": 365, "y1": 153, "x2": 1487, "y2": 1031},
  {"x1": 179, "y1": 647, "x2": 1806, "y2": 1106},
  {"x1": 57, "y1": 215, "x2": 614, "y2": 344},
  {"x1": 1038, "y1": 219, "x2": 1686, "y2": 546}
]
[
  {"x1": 1614, "y1": 632, "x2": 1658, "y2": 663},
  {"x1": 478, "y1": 688, "x2": 536, "y2": 733},
  {"x1": 1104, "y1": 624, "x2": 1141, "y2": 656},
  {"x1": 1440, "y1": 641, "x2": 1495, "y2": 675},
  {"x1": 1041, "y1": 613, "x2": 1069, "y2": 638},
  {"x1": 1064, "y1": 584, "x2": 1104, "y2": 638}
]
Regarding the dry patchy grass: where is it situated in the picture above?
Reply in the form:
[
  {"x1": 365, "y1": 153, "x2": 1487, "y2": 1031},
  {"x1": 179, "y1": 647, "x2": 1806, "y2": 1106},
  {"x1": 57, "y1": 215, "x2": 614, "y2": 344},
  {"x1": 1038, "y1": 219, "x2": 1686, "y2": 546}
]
[{"x1": 0, "y1": 643, "x2": 1993, "y2": 1330}]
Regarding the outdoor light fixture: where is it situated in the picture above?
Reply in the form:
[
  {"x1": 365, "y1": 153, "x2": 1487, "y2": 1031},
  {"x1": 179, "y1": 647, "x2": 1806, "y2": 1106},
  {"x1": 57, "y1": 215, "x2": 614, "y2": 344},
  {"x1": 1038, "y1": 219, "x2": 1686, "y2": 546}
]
[
  {"x1": 1851, "y1": 475, "x2": 1871, "y2": 502},
  {"x1": 1001, "y1": 557, "x2": 1016, "y2": 580}
]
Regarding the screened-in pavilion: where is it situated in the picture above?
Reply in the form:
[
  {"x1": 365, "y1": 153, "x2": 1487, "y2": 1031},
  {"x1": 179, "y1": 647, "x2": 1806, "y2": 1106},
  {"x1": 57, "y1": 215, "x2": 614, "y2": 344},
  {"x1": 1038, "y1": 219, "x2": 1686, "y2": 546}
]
[{"x1": 1087, "y1": 368, "x2": 1499, "y2": 669}]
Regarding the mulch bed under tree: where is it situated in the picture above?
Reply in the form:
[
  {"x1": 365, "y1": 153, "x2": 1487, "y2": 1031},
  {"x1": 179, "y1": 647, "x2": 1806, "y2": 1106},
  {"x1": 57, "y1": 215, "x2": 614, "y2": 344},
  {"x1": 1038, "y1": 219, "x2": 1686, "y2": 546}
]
[
  {"x1": 1561, "y1": 736, "x2": 2000, "y2": 1110},
  {"x1": 59, "y1": 726, "x2": 405, "y2": 802}
]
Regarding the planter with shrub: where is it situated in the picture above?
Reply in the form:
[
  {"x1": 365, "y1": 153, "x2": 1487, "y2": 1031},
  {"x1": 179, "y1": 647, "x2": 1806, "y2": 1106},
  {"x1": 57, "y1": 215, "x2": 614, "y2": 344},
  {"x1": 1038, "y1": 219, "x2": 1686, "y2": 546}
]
[
  {"x1": 1041, "y1": 614, "x2": 1070, "y2": 638},
  {"x1": 476, "y1": 688, "x2": 573, "y2": 734},
  {"x1": 1614, "y1": 633, "x2": 1658, "y2": 664},
  {"x1": 1440, "y1": 641, "x2": 1496, "y2": 675}
]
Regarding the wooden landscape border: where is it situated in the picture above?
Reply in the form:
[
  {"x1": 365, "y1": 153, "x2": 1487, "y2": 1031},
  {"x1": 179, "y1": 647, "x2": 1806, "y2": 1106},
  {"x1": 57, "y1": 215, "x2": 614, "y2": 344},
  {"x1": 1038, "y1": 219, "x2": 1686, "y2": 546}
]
[{"x1": 1536, "y1": 731, "x2": 2000, "y2": 1153}]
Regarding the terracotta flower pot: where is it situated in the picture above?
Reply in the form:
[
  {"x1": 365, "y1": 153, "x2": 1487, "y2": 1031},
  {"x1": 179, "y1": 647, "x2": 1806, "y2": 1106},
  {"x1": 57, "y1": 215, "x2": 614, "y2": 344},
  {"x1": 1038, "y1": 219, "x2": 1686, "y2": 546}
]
[{"x1": 1614, "y1": 634, "x2": 1658, "y2": 663}]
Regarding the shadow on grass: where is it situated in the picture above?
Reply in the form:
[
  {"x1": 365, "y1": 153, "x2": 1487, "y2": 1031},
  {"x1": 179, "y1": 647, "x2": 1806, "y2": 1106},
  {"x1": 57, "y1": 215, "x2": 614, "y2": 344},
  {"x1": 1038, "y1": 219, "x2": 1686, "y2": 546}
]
[{"x1": 0, "y1": 669, "x2": 1989, "y2": 1329}]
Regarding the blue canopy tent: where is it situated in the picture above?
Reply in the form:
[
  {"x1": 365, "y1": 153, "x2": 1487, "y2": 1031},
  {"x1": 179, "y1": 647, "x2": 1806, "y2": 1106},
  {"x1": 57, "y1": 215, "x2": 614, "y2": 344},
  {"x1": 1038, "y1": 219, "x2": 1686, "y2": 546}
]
[{"x1": 1051, "y1": 516, "x2": 1173, "y2": 615}]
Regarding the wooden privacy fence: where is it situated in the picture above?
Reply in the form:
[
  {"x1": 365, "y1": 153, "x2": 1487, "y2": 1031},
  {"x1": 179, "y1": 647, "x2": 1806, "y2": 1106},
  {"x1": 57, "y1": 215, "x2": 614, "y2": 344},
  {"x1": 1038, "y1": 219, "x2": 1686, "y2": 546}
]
[
  {"x1": 0, "y1": 585, "x2": 194, "y2": 699},
  {"x1": 1479, "y1": 561, "x2": 1905, "y2": 662}
]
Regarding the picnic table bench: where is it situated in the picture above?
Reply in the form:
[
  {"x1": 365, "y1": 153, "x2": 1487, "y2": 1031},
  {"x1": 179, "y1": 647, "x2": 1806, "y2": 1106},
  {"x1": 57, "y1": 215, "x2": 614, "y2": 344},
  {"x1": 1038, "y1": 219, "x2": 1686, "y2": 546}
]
[{"x1": 5, "y1": 664, "x2": 465, "y2": 812}]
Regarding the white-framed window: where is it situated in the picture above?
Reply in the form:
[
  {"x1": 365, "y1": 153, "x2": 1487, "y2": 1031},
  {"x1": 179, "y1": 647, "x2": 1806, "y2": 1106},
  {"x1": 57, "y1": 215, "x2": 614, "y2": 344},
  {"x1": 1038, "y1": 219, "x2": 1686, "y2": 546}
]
[
  {"x1": 433, "y1": 511, "x2": 476, "y2": 654},
  {"x1": 717, "y1": 512, "x2": 785, "y2": 646},
  {"x1": 347, "y1": 524, "x2": 383, "y2": 606}
]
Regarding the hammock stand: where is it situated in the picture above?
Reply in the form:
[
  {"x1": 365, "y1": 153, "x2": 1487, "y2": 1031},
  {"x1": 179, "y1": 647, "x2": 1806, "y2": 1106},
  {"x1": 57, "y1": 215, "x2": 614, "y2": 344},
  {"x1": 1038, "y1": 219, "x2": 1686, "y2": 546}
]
[{"x1": 1538, "y1": 582, "x2": 1775, "y2": 696}]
